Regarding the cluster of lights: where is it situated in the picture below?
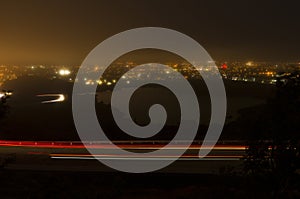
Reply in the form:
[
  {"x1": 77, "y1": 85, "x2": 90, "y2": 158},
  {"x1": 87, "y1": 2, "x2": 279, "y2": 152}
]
[
  {"x1": 0, "y1": 90, "x2": 13, "y2": 100},
  {"x1": 246, "y1": 61, "x2": 253, "y2": 67},
  {"x1": 58, "y1": 69, "x2": 71, "y2": 76},
  {"x1": 85, "y1": 79, "x2": 117, "y2": 86}
]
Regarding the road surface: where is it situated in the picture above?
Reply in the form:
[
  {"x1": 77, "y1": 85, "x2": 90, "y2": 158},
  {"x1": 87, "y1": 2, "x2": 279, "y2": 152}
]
[{"x1": 0, "y1": 140, "x2": 246, "y2": 173}]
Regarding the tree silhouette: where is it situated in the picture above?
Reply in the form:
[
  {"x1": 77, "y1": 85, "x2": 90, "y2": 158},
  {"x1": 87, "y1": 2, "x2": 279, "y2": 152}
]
[
  {"x1": 243, "y1": 71, "x2": 300, "y2": 196},
  {"x1": 0, "y1": 91, "x2": 10, "y2": 118}
]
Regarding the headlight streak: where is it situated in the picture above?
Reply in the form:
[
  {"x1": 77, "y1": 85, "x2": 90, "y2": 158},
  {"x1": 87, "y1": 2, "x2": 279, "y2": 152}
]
[{"x1": 37, "y1": 94, "x2": 65, "y2": 104}]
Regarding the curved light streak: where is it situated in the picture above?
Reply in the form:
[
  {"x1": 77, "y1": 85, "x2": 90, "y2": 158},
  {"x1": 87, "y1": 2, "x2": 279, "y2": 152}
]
[{"x1": 37, "y1": 94, "x2": 65, "y2": 104}]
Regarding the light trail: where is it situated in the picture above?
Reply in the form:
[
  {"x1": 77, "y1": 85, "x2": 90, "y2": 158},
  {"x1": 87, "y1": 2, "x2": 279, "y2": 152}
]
[
  {"x1": 36, "y1": 94, "x2": 65, "y2": 103},
  {"x1": 0, "y1": 140, "x2": 246, "y2": 163},
  {"x1": 51, "y1": 156, "x2": 241, "y2": 161},
  {"x1": 0, "y1": 140, "x2": 246, "y2": 150},
  {"x1": 50, "y1": 154, "x2": 243, "y2": 161}
]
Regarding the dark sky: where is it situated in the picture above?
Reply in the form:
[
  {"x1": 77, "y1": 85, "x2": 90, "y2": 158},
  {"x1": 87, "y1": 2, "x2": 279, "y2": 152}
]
[{"x1": 0, "y1": 0, "x2": 300, "y2": 65}]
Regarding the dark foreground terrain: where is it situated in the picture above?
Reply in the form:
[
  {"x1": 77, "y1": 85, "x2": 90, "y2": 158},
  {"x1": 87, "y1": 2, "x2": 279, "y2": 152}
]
[
  {"x1": 0, "y1": 77, "x2": 275, "y2": 141},
  {"x1": 0, "y1": 170, "x2": 299, "y2": 199}
]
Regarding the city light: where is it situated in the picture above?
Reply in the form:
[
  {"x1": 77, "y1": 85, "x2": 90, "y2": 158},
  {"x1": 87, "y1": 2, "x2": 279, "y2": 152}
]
[
  {"x1": 58, "y1": 69, "x2": 71, "y2": 76},
  {"x1": 246, "y1": 61, "x2": 253, "y2": 66},
  {"x1": 0, "y1": 61, "x2": 296, "y2": 87},
  {"x1": 0, "y1": 90, "x2": 13, "y2": 100}
]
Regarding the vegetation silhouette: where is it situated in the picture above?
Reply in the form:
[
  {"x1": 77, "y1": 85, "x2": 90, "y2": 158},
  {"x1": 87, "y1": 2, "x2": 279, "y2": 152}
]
[{"x1": 243, "y1": 72, "x2": 300, "y2": 197}]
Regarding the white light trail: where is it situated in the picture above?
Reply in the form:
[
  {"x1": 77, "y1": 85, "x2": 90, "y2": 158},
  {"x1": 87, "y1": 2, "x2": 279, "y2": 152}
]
[{"x1": 37, "y1": 94, "x2": 65, "y2": 104}]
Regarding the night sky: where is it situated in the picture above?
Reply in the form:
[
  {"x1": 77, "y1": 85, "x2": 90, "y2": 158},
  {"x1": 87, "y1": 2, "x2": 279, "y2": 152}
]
[{"x1": 0, "y1": 0, "x2": 300, "y2": 65}]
